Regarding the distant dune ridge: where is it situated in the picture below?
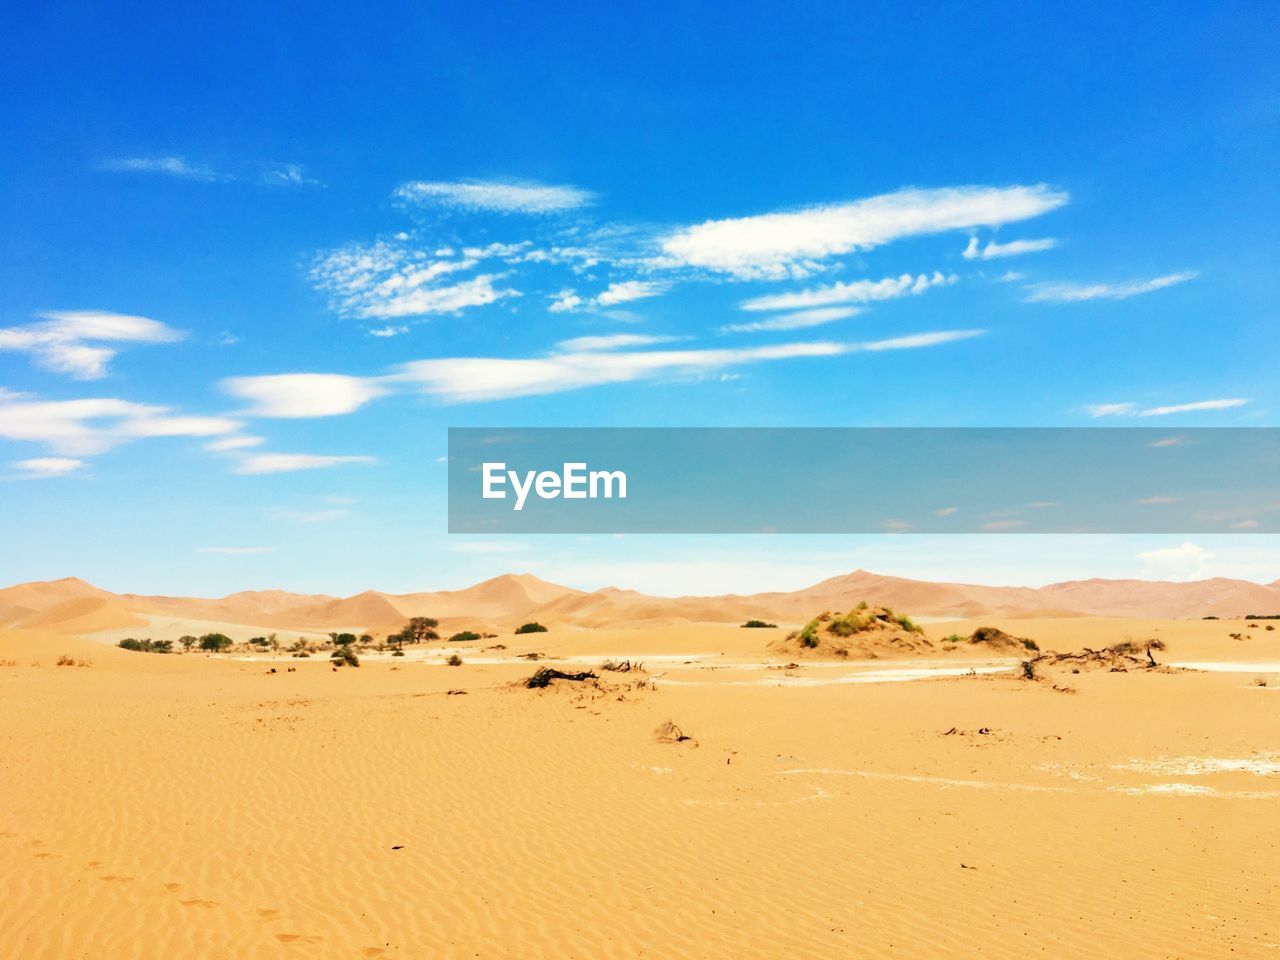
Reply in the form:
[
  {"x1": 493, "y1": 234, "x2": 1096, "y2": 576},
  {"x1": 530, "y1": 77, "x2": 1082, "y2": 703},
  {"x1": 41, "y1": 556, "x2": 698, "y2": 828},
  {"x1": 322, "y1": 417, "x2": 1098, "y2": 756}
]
[{"x1": 2, "y1": 569, "x2": 1279, "y2": 635}]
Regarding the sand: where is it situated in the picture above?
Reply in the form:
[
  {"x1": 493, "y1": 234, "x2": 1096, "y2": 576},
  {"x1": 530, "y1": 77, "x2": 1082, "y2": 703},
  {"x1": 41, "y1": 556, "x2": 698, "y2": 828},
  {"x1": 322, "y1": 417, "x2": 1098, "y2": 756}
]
[{"x1": 2, "y1": 611, "x2": 1278, "y2": 959}]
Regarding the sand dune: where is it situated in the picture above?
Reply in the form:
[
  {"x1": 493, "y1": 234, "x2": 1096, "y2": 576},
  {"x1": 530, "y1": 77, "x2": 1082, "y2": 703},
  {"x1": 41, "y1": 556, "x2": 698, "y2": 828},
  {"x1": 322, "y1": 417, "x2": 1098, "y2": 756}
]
[{"x1": 3, "y1": 569, "x2": 1280, "y2": 639}]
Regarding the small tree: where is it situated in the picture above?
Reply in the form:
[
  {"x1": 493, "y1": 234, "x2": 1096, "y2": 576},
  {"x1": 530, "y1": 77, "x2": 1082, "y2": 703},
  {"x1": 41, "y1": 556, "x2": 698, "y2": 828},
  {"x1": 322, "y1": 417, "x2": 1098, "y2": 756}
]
[
  {"x1": 179, "y1": 635, "x2": 197, "y2": 653},
  {"x1": 329, "y1": 632, "x2": 358, "y2": 646},
  {"x1": 400, "y1": 617, "x2": 439, "y2": 644},
  {"x1": 199, "y1": 633, "x2": 233, "y2": 652}
]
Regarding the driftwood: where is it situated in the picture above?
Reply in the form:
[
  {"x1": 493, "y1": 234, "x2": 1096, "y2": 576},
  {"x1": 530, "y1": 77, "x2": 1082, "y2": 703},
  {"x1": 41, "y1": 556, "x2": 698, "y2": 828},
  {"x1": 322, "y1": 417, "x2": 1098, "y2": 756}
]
[{"x1": 524, "y1": 667, "x2": 598, "y2": 688}]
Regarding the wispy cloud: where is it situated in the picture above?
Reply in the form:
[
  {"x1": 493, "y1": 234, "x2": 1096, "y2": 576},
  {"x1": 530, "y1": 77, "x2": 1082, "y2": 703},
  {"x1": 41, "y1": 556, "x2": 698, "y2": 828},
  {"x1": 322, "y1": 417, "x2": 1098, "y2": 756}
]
[
  {"x1": 222, "y1": 374, "x2": 388, "y2": 418},
  {"x1": 395, "y1": 178, "x2": 594, "y2": 214},
  {"x1": 659, "y1": 184, "x2": 1068, "y2": 279},
  {"x1": 0, "y1": 396, "x2": 239, "y2": 456},
  {"x1": 1027, "y1": 271, "x2": 1197, "y2": 302},
  {"x1": 740, "y1": 272, "x2": 956, "y2": 313},
  {"x1": 1085, "y1": 398, "x2": 1247, "y2": 418},
  {"x1": 101, "y1": 155, "x2": 221, "y2": 181},
  {"x1": 232, "y1": 454, "x2": 377, "y2": 475},
  {"x1": 720, "y1": 306, "x2": 862, "y2": 333},
  {"x1": 555, "y1": 334, "x2": 681, "y2": 351},
  {"x1": 205, "y1": 435, "x2": 265, "y2": 452},
  {"x1": 962, "y1": 236, "x2": 1057, "y2": 260},
  {"x1": 1136, "y1": 495, "x2": 1181, "y2": 505},
  {"x1": 101, "y1": 156, "x2": 318, "y2": 187},
  {"x1": 310, "y1": 241, "x2": 519, "y2": 320},
  {"x1": 395, "y1": 329, "x2": 984, "y2": 402},
  {"x1": 11, "y1": 457, "x2": 85, "y2": 478},
  {"x1": 0, "y1": 310, "x2": 183, "y2": 379},
  {"x1": 550, "y1": 280, "x2": 668, "y2": 313},
  {"x1": 1140, "y1": 398, "x2": 1247, "y2": 417},
  {"x1": 1084, "y1": 402, "x2": 1138, "y2": 418}
]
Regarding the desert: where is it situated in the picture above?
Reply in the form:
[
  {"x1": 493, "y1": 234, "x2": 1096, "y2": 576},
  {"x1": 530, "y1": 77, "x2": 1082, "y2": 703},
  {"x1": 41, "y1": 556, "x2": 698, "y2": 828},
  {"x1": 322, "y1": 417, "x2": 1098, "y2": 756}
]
[{"x1": 2, "y1": 570, "x2": 1278, "y2": 958}]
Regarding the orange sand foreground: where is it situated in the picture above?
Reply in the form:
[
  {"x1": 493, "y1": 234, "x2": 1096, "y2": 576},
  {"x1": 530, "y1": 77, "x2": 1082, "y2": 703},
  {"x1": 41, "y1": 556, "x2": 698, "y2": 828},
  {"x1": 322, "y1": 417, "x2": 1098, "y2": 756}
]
[{"x1": 3, "y1": 616, "x2": 1278, "y2": 958}]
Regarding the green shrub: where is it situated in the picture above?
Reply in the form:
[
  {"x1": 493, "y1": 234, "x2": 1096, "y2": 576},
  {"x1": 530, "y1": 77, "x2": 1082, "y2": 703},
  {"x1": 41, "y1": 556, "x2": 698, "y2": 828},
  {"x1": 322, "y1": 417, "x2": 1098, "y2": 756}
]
[
  {"x1": 117, "y1": 638, "x2": 173, "y2": 654},
  {"x1": 198, "y1": 633, "x2": 233, "y2": 652},
  {"x1": 515, "y1": 622, "x2": 548, "y2": 635},
  {"x1": 740, "y1": 620, "x2": 777, "y2": 629},
  {"x1": 445, "y1": 653, "x2": 463, "y2": 666},
  {"x1": 449, "y1": 631, "x2": 482, "y2": 642},
  {"x1": 330, "y1": 646, "x2": 359, "y2": 667}
]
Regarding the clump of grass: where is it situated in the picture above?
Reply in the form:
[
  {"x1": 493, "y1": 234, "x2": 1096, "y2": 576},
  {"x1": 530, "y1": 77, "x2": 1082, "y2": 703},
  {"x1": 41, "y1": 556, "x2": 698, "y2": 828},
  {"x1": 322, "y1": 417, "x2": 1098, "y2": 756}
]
[
  {"x1": 943, "y1": 633, "x2": 964, "y2": 644},
  {"x1": 330, "y1": 647, "x2": 359, "y2": 667},
  {"x1": 445, "y1": 653, "x2": 463, "y2": 666},
  {"x1": 56, "y1": 655, "x2": 88, "y2": 667},
  {"x1": 798, "y1": 618, "x2": 820, "y2": 648}
]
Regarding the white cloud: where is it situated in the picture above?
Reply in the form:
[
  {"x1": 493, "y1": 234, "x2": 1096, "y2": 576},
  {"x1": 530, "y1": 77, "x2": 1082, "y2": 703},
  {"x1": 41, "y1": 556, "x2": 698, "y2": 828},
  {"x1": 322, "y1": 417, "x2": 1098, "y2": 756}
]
[
  {"x1": 1026, "y1": 271, "x2": 1197, "y2": 302},
  {"x1": 963, "y1": 236, "x2": 1057, "y2": 260},
  {"x1": 1084, "y1": 402, "x2": 1137, "y2": 418},
  {"x1": 1149, "y1": 437, "x2": 1186, "y2": 448},
  {"x1": 659, "y1": 184, "x2": 1068, "y2": 279},
  {"x1": 1137, "y1": 542, "x2": 1213, "y2": 580},
  {"x1": 0, "y1": 310, "x2": 183, "y2": 379},
  {"x1": 102, "y1": 156, "x2": 220, "y2": 180},
  {"x1": 548, "y1": 290, "x2": 583, "y2": 313},
  {"x1": 233, "y1": 454, "x2": 377, "y2": 475},
  {"x1": 395, "y1": 329, "x2": 984, "y2": 403},
  {"x1": 369, "y1": 325, "x2": 408, "y2": 338},
  {"x1": 739, "y1": 272, "x2": 956, "y2": 312},
  {"x1": 222, "y1": 374, "x2": 387, "y2": 418},
  {"x1": 311, "y1": 241, "x2": 518, "y2": 320},
  {"x1": 1139, "y1": 398, "x2": 1247, "y2": 417},
  {"x1": 12, "y1": 457, "x2": 84, "y2": 478},
  {"x1": 395, "y1": 178, "x2": 594, "y2": 214},
  {"x1": 196, "y1": 546, "x2": 274, "y2": 554},
  {"x1": 720, "y1": 306, "x2": 861, "y2": 333},
  {"x1": 549, "y1": 281, "x2": 668, "y2": 313},
  {"x1": 555, "y1": 334, "x2": 680, "y2": 352},
  {"x1": 205, "y1": 435, "x2": 265, "y2": 452},
  {"x1": 0, "y1": 396, "x2": 235, "y2": 455},
  {"x1": 1136, "y1": 496, "x2": 1181, "y2": 505},
  {"x1": 595, "y1": 280, "x2": 666, "y2": 306}
]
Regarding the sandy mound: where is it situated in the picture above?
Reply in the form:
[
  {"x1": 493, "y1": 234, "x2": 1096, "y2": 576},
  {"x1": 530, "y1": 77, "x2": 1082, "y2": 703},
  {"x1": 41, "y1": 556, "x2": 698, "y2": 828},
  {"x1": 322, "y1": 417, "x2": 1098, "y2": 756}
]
[
  {"x1": 770, "y1": 605, "x2": 934, "y2": 658},
  {"x1": 959, "y1": 626, "x2": 1041, "y2": 654},
  {"x1": 12, "y1": 596, "x2": 147, "y2": 634}
]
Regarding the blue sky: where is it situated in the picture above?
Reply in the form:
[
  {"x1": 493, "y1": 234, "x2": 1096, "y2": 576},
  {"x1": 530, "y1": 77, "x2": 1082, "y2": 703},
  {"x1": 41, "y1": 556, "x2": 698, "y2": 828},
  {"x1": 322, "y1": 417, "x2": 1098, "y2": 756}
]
[{"x1": 2, "y1": 2, "x2": 1278, "y2": 596}]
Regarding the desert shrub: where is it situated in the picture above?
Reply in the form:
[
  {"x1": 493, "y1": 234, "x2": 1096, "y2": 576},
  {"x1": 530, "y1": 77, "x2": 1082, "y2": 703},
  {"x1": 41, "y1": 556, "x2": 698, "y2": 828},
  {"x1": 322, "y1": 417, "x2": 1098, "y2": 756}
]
[
  {"x1": 515, "y1": 622, "x2": 548, "y2": 635},
  {"x1": 249, "y1": 637, "x2": 270, "y2": 647},
  {"x1": 117, "y1": 638, "x2": 173, "y2": 653},
  {"x1": 330, "y1": 632, "x2": 357, "y2": 646},
  {"x1": 944, "y1": 633, "x2": 964, "y2": 644},
  {"x1": 740, "y1": 620, "x2": 777, "y2": 629},
  {"x1": 798, "y1": 618, "x2": 820, "y2": 648},
  {"x1": 392, "y1": 649, "x2": 405, "y2": 657},
  {"x1": 198, "y1": 633, "x2": 233, "y2": 652},
  {"x1": 601, "y1": 658, "x2": 642, "y2": 672},
  {"x1": 895, "y1": 613, "x2": 922, "y2": 634},
  {"x1": 1021, "y1": 638, "x2": 1040, "y2": 652},
  {"x1": 445, "y1": 653, "x2": 463, "y2": 666},
  {"x1": 56, "y1": 655, "x2": 87, "y2": 667},
  {"x1": 292, "y1": 651, "x2": 310, "y2": 658},
  {"x1": 330, "y1": 646, "x2": 359, "y2": 667},
  {"x1": 856, "y1": 600, "x2": 869, "y2": 611},
  {"x1": 1020, "y1": 659, "x2": 1037, "y2": 680},
  {"x1": 449, "y1": 631, "x2": 482, "y2": 643}
]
